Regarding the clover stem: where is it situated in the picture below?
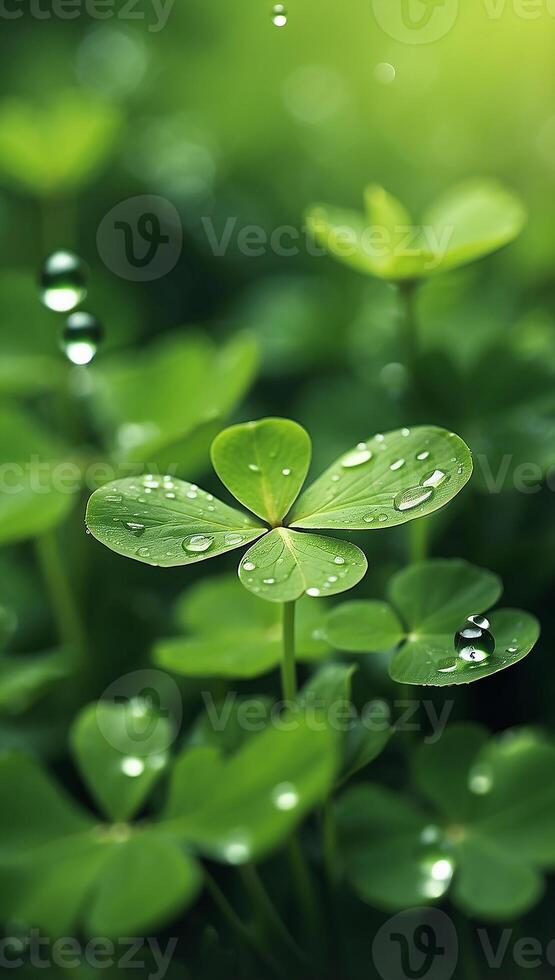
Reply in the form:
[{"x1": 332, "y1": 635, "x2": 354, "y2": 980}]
[
  {"x1": 34, "y1": 529, "x2": 87, "y2": 663},
  {"x1": 322, "y1": 797, "x2": 338, "y2": 884},
  {"x1": 408, "y1": 516, "x2": 430, "y2": 563},
  {"x1": 398, "y1": 279, "x2": 419, "y2": 376},
  {"x1": 204, "y1": 870, "x2": 286, "y2": 979},
  {"x1": 239, "y1": 863, "x2": 309, "y2": 971},
  {"x1": 286, "y1": 835, "x2": 323, "y2": 962},
  {"x1": 280, "y1": 601, "x2": 297, "y2": 702}
]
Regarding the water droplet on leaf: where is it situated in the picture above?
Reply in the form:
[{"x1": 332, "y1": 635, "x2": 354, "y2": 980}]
[
  {"x1": 243, "y1": 561, "x2": 256, "y2": 571},
  {"x1": 421, "y1": 469, "x2": 448, "y2": 488},
  {"x1": 341, "y1": 446, "x2": 372, "y2": 468},
  {"x1": 124, "y1": 521, "x2": 145, "y2": 536},
  {"x1": 394, "y1": 486, "x2": 433, "y2": 512},
  {"x1": 272, "y1": 782, "x2": 299, "y2": 811},
  {"x1": 184, "y1": 535, "x2": 213, "y2": 554},
  {"x1": 390, "y1": 458, "x2": 405, "y2": 471},
  {"x1": 454, "y1": 616, "x2": 495, "y2": 663}
]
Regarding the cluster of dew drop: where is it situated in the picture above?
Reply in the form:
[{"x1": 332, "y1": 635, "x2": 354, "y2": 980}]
[
  {"x1": 39, "y1": 250, "x2": 104, "y2": 365},
  {"x1": 330, "y1": 428, "x2": 460, "y2": 525},
  {"x1": 101, "y1": 474, "x2": 252, "y2": 564}
]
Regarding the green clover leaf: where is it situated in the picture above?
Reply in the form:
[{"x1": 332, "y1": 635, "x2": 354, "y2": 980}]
[
  {"x1": 326, "y1": 559, "x2": 539, "y2": 685},
  {"x1": 86, "y1": 419, "x2": 472, "y2": 604},
  {"x1": 336, "y1": 725, "x2": 555, "y2": 920},
  {"x1": 154, "y1": 574, "x2": 330, "y2": 679},
  {"x1": 0, "y1": 701, "x2": 336, "y2": 937},
  {"x1": 306, "y1": 180, "x2": 526, "y2": 283}
]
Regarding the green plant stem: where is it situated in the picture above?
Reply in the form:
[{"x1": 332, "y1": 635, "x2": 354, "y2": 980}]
[
  {"x1": 204, "y1": 871, "x2": 285, "y2": 979},
  {"x1": 408, "y1": 516, "x2": 430, "y2": 564},
  {"x1": 322, "y1": 797, "x2": 338, "y2": 885},
  {"x1": 398, "y1": 279, "x2": 419, "y2": 375},
  {"x1": 280, "y1": 601, "x2": 297, "y2": 702},
  {"x1": 239, "y1": 863, "x2": 309, "y2": 971},
  {"x1": 34, "y1": 530, "x2": 87, "y2": 663},
  {"x1": 286, "y1": 835, "x2": 322, "y2": 960}
]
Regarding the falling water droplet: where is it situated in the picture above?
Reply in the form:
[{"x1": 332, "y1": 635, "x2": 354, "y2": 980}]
[
  {"x1": 271, "y1": 3, "x2": 287, "y2": 26},
  {"x1": 124, "y1": 521, "x2": 145, "y2": 537},
  {"x1": 61, "y1": 312, "x2": 103, "y2": 365},
  {"x1": 394, "y1": 486, "x2": 433, "y2": 512},
  {"x1": 40, "y1": 250, "x2": 88, "y2": 312},
  {"x1": 183, "y1": 535, "x2": 214, "y2": 554}
]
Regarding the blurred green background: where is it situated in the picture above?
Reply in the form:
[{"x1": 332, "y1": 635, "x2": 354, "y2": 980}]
[{"x1": 0, "y1": 1, "x2": 555, "y2": 974}]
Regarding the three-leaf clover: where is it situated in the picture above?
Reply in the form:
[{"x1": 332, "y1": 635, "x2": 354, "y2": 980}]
[
  {"x1": 86, "y1": 418, "x2": 473, "y2": 603},
  {"x1": 336, "y1": 724, "x2": 555, "y2": 919},
  {"x1": 306, "y1": 180, "x2": 526, "y2": 283},
  {"x1": 326, "y1": 559, "x2": 540, "y2": 685},
  {"x1": 0, "y1": 698, "x2": 336, "y2": 937}
]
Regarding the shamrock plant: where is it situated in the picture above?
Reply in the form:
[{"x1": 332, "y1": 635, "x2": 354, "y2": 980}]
[
  {"x1": 336, "y1": 724, "x2": 555, "y2": 920},
  {"x1": 86, "y1": 417, "x2": 473, "y2": 697},
  {"x1": 327, "y1": 559, "x2": 540, "y2": 686},
  {"x1": 0, "y1": 698, "x2": 335, "y2": 940},
  {"x1": 306, "y1": 180, "x2": 526, "y2": 372},
  {"x1": 306, "y1": 180, "x2": 526, "y2": 283}
]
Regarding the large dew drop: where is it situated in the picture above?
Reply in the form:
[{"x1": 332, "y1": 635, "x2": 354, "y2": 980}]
[
  {"x1": 341, "y1": 443, "x2": 372, "y2": 469},
  {"x1": 40, "y1": 251, "x2": 88, "y2": 312},
  {"x1": 62, "y1": 312, "x2": 103, "y2": 365},
  {"x1": 394, "y1": 486, "x2": 433, "y2": 512},
  {"x1": 454, "y1": 615, "x2": 495, "y2": 664},
  {"x1": 271, "y1": 3, "x2": 287, "y2": 26},
  {"x1": 183, "y1": 534, "x2": 214, "y2": 554}
]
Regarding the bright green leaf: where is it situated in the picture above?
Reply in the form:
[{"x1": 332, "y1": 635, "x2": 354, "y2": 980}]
[
  {"x1": 390, "y1": 607, "x2": 540, "y2": 687},
  {"x1": 422, "y1": 179, "x2": 527, "y2": 274},
  {"x1": 389, "y1": 559, "x2": 502, "y2": 634},
  {"x1": 70, "y1": 702, "x2": 172, "y2": 822},
  {"x1": 188, "y1": 696, "x2": 273, "y2": 756},
  {"x1": 289, "y1": 427, "x2": 472, "y2": 530},
  {"x1": 155, "y1": 573, "x2": 330, "y2": 678},
  {"x1": 0, "y1": 406, "x2": 76, "y2": 546},
  {"x1": 86, "y1": 834, "x2": 202, "y2": 937},
  {"x1": 0, "y1": 91, "x2": 121, "y2": 195},
  {"x1": 86, "y1": 477, "x2": 265, "y2": 568},
  {"x1": 164, "y1": 747, "x2": 226, "y2": 820},
  {"x1": 238, "y1": 528, "x2": 367, "y2": 602},
  {"x1": 326, "y1": 600, "x2": 404, "y2": 652},
  {"x1": 91, "y1": 331, "x2": 258, "y2": 472},
  {"x1": 211, "y1": 417, "x2": 311, "y2": 525},
  {"x1": 173, "y1": 717, "x2": 336, "y2": 864}
]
